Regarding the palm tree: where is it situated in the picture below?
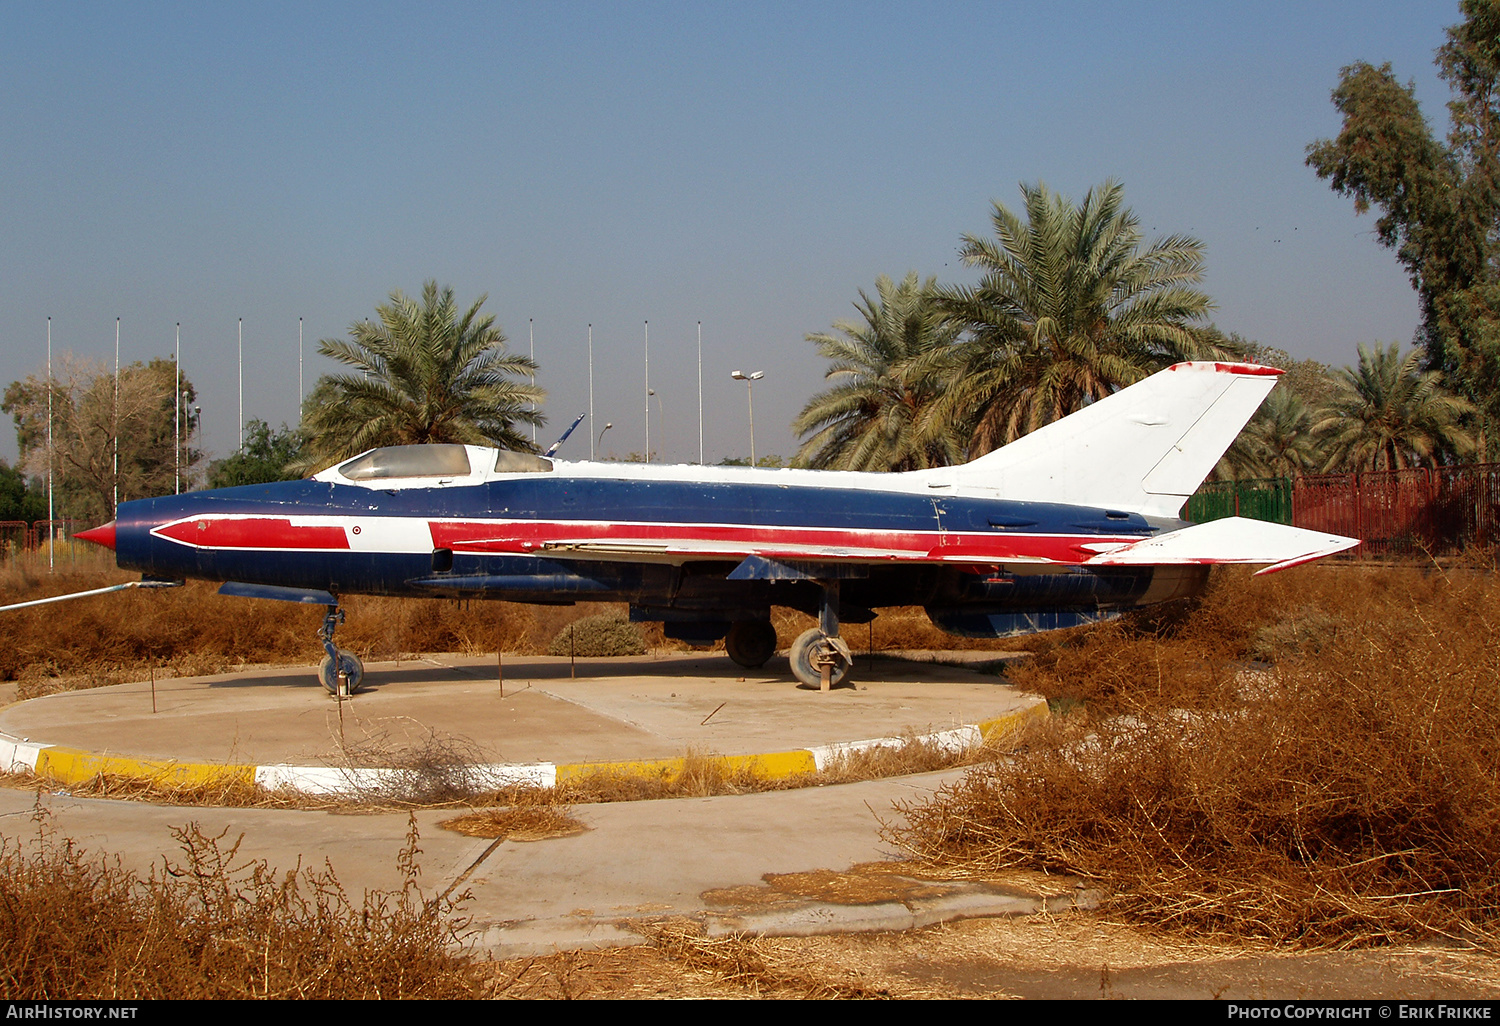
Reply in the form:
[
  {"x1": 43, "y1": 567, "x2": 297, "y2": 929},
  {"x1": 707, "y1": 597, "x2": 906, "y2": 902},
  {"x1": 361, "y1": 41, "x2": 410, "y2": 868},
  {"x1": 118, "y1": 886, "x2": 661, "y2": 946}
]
[
  {"x1": 1221, "y1": 389, "x2": 1321, "y2": 479},
  {"x1": 935, "y1": 181, "x2": 1232, "y2": 455},
  {"x1": 1313, "y1": 343, "x2": 1476, "y2": 472},
  {"x1": 792, "y1": 272, "x2": 964, "y2": 471},
  {"x1": 298, "y1": 281, "x2": 545, "y2": 471}
]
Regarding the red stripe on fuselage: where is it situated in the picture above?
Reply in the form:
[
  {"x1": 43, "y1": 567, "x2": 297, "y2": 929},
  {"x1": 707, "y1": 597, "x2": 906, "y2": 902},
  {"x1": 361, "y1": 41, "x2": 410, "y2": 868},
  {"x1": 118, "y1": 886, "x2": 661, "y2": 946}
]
[
  {"x1": 428, "y1": 519, "x2": 1121, "y2": 564},
  {"x1": 154, "y1": 517, "x2": 350, "y2": 550}
]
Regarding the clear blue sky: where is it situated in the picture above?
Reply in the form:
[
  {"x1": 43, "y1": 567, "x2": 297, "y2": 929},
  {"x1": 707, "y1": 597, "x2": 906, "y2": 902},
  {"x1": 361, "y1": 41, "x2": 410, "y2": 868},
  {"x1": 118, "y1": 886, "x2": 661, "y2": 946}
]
[{"x1": 0, "y1": 1, "x2": 1461, "y2": 467}]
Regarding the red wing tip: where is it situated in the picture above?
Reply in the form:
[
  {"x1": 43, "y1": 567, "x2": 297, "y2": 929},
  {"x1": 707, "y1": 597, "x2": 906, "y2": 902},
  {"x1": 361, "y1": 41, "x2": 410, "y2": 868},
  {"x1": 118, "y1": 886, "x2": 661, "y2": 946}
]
[
  {"x1": 1166, "y1": 362, "x2": 1283, "y2": 376},
  {"x1": 75, "y1": 521, "x2": 117, "y2": 551}
]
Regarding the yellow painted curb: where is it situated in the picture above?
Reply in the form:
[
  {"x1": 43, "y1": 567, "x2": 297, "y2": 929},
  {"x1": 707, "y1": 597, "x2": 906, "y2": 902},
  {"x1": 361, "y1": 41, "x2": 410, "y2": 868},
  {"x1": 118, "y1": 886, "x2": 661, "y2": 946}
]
[
  {"x1": 556, "y1": 748, "x2": 818, "y2": 785},
  {"x1": 35, "y1": 746, "x2": 256, "y2": 790},
  {"x1": 975, "y1": 700, "x2": 1051, "y2": 741}
]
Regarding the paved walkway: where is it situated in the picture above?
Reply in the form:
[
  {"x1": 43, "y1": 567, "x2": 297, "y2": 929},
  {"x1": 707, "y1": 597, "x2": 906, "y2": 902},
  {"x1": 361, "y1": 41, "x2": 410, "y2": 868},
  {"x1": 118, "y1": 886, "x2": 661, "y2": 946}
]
[{"x1": 0, "y1": 652, "x2": 1065, "y2": 955}]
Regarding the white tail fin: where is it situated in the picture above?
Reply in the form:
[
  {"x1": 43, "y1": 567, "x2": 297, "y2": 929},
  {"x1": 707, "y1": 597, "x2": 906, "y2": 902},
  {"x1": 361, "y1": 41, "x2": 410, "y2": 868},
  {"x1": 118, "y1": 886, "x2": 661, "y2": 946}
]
[{"x1": 915, "y1": 362, "x2": 1281, "y2": 518}]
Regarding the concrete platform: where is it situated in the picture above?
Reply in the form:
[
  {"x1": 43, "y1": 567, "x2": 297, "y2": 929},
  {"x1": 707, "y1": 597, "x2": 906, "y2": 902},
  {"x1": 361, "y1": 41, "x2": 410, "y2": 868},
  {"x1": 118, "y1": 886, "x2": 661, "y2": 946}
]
[
  {"x1": 0, "y1": 651, "x2": 1044, "y2": 781},
  {"x1": 0, "y1": 651, "x2": 1066, "y2": 956}
]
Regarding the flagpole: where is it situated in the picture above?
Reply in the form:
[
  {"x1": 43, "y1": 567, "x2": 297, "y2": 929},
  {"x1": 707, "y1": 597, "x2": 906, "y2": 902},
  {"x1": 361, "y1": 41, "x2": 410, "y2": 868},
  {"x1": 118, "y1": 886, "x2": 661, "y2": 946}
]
[
  {"x1": 46, "y1": 317, "x2": 53, "y2": 573},
  {"x1": 113, "y1": 317, "x2": 119, "y2": 512},
  {"x1": 237, "y1": 317, "x2": 243, "y2": 452},
  {"x1": 643, "y1": 320, "x2": 649, "y2": 463},
  {"x1": 175, "y1": 322, "x2": 181, "y2": 494},
  {"x1": 697, "y1": 321, "x2": 704, "y2": 465},
  {"x1": 588, "y1": 324, "x2": 594, "y2": 462}
]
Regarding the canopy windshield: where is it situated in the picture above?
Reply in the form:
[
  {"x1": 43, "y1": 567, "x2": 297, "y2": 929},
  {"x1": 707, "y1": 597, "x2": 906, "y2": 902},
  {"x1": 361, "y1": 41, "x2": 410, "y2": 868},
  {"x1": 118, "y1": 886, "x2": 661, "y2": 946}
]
[
  {"x1": 494, "y1": 451, "x2": 553, "y2": 474},
  {"x1": 339, "y1": 445, "x2": 472, "y2": 480}
]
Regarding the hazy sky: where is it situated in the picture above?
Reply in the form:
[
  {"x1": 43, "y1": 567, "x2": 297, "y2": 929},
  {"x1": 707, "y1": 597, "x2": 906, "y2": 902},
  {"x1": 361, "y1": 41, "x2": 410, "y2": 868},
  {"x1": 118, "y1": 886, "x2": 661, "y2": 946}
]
[{"x1": 0, "y1": 1, "x2": 1463, "y2": 468}]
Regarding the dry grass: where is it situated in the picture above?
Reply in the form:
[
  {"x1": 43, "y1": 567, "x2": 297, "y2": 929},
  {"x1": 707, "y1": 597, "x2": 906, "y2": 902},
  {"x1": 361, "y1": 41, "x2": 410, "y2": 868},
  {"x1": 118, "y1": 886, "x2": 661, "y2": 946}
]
[
  {"x1": 1, "y1": 768, "x2": 337, "y2": 809},
  {"x1": 484, "y1": 919, "x2": 897, "y2": 999},
  {"x1": 888, "y1": 563, "x2": 1500, "y2": 948},
  {"x1": 439, "y1": 805, "x2": 586, "y2": 840},
  {"x1": 0, "y1": 805, "x2": 481, "y2": 998}
]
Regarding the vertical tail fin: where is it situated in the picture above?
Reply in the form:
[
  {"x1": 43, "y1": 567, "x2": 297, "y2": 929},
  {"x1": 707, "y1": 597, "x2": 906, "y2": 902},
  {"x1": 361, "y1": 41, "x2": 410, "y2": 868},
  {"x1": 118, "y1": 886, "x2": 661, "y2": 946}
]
[{"x1": 915, "y1": 362, "x2": 1281, "y2": 518}]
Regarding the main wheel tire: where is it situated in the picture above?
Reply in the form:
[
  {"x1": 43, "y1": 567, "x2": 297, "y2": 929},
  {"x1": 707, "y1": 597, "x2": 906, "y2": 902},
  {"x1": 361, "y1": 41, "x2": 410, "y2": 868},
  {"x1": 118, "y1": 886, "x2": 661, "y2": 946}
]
[
  {"x1": 788, "y1": 627, "x2": 851, "y2": 689},
  {"x1": 725, "y1": 619, "x2": 777, "y2": 668},
  {"x1": 318, "y1": 650, "x2": 365, "y2": 694}
]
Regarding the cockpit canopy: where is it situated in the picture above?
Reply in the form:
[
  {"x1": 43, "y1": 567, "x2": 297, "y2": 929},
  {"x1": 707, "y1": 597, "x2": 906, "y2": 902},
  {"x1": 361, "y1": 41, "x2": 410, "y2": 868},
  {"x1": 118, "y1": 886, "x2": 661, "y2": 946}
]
[
  {"x1": 320, "y1": 444, "x2": 553, "y2": 487},
  {"x1": 339, "y1": 444, "x2": 472, "y2": 480}
]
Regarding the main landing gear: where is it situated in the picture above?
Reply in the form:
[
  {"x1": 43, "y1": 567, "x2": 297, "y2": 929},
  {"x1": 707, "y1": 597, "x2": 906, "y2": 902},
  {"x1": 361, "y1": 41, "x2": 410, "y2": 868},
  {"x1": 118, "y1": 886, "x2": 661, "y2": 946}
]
[
  {"x1": 724, "y1": 619, "x2": 777, "y2": 669},
  {"x1": 317, "y1": 605, "x2": 364, "y2": 696},
  {"x1": 789, "y1": 581, "x2": 852, "y2": 691}
]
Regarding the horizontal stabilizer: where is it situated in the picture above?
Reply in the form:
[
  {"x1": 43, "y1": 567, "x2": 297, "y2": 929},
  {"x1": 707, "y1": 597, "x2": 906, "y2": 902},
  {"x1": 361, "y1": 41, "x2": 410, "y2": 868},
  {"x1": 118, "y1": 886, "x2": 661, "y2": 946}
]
[{"x1": 1083, "y1": 517, "x2": 1359, "y2": 574}]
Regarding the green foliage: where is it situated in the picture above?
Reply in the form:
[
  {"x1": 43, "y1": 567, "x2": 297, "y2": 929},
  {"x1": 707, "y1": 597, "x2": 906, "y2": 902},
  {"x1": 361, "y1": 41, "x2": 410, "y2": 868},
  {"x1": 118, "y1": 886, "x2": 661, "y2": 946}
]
[
  {"x1": 1223, "y1": 390, "x2": 1322, "y2": 480},
  {"x1": 207, "y1": 420, "x2": 306, "y2": 488},
  {"x1": 298, "y1": 281, "x2": 545, "y2": 473},
  {"x1": 933, "y1": 181, "x2": 1233, "y2": 455},
  {"x1": 0, "y1": 460, "x2": 46, "y2": 523},
  {"x1": 717, "y1": 454, "x2": 785, "y2": 468},
  {"x1": 1311, "y1": 342, "x2": 1477, "y2": 472},
  {"x1": 1306, "y1": 1, "x2": 1500, "y2": 420},
  {"x1": 547, "y1": 614, "x2": 646, "y2": 657},
  {"x1": 792, "y1": 272, "x2": 963, "y2": 471}
]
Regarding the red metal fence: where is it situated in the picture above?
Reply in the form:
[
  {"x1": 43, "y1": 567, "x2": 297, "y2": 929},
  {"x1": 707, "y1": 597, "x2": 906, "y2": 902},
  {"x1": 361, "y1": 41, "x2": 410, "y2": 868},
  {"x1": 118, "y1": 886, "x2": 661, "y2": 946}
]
[
  {"x1": 0, "y1": 521, "x2": 27, "y2": 557},
  {"x1": 1292, "y1": 465, "x2": 1500, "y2": 559},
  {"x1": 0, "y1": 519, "x2": 88, "y2": 560},
  {"x1": 1189, "y1": 464, "x2": 1500, "y2": 559}
]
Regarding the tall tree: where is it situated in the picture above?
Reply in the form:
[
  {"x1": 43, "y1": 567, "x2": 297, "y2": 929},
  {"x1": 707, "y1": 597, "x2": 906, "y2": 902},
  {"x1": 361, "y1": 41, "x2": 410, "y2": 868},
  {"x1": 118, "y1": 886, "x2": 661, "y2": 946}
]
[
  {"x1": 3, "y1": 356, "x2": 200, "y2": 522},
  {"x1": 792, "y1": 272, "x2": 963, "y2": 471},
  {"x1": 207, "y1": 420, "x2": 306, "y2": 488},
  {"x1": 298, "y1": 281, "x2": 545, "y2": 472},
  {"x1": 1306, "y1": 0, "x2": 1500, "y2": 424},
  {"x1": 934, "y1": 180, "x2": 1231, "y2": 455},
  {"x1": 1312, "y1": 343, "x2": 1477, "y2": 472},
  {"x1": 0, "y1": 460, "x2": 46, "y2": 524}
]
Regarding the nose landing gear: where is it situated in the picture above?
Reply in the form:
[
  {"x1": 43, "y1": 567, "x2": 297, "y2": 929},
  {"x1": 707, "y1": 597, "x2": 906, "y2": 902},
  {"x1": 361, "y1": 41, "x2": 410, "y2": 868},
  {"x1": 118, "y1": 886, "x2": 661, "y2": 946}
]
[
  {"x1": 317, "y1": 605, "x2": 364, "y2": 696},
  {"x1": 788, "y1": 580, "x2": 853, "y2": 691}
]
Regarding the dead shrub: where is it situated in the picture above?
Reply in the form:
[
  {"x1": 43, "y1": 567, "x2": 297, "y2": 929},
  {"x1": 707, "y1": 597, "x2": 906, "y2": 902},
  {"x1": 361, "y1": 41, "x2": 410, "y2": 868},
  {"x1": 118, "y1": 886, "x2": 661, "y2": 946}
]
[
  {"x1": 888, "y1": 564, "x2": 1500, "y2": 947},
  {"x1": 439, "y1": 805, "x2": 585, "y2": 840},
  {"x1": 0, "y1": 809, "x2": 479, "y2": 998},
  {"x1": 546, "y1": 613, "x2": 646, "y2": 657},
  {"x1": 333, "y1": 722, "x2": 495, "y2": 806}
]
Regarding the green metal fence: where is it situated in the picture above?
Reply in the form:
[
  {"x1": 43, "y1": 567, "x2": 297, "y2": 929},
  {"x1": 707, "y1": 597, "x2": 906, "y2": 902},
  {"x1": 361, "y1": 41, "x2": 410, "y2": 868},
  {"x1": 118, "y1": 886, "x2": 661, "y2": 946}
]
[{"x1": 1184, "y1": 477, "x2": 1293, "y2": 525}]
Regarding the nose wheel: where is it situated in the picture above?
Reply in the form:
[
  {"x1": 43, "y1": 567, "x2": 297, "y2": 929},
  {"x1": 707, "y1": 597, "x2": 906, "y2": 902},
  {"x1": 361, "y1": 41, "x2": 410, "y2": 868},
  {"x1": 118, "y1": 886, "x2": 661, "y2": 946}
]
[
  {"x1": 318, "y1": 650, "x2": 365, "y2": 695},
  {"x1": 318, "y1": 605, "x2": 365, "y2": 695},
  {"x1": 787, "y1": 580, "x2": 853, "y2": 691},
  {"x1": 789, "y1": 628, "x2": 852, "y2": 690}
]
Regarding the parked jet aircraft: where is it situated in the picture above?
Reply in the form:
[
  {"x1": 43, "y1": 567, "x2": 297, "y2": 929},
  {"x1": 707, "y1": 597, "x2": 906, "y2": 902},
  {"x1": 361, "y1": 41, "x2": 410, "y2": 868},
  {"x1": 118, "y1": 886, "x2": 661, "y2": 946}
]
[{"x1": 76, "y1": 362, "x2": 1358, "y2": 692}]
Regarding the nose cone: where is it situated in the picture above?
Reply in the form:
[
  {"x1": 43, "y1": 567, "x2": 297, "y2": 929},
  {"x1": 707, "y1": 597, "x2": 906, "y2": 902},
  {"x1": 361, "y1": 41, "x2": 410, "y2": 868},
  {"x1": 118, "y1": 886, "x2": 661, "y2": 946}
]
[{"x1": 75, "y1": 520, "x2": 117, "y2": 551}]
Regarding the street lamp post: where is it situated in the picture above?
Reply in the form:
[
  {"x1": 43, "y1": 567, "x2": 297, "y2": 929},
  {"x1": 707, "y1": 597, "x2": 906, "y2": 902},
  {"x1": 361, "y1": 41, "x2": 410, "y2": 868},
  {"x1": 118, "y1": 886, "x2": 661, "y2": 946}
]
[{"x1": 730, "y1": 370, "x2": 763, "y2": 467}]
